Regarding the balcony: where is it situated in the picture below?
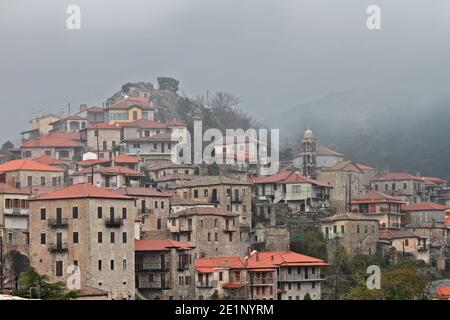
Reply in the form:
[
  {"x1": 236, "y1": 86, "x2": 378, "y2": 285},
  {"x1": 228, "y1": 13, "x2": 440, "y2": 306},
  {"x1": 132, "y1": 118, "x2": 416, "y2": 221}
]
[
  {"x1": 231, "y1": 198, "x2": 242, "y2": 204},
  {"x1": 105, "y1": 217, "x2": 124, "y2": 228},
  {"x1": 179, "y1": 225, "x2": 193, "y2": 232},
  {"x1": 48, "y1": 243, "x2": 68, "y2": 253},
  {"x1": 210, "y1": 197, "x2": 220, "y2": 204},
  {"x1": 136, "y1": 262, "x2": 170, "y2": 271},
  {"x1": 197, "y1": 280, "x2": 218, "y2": 288},
  {"x1": 4, "y1": 208, "x2": 29, "y2": 216},
  {"x1": 48, "y1": 218, "x2": 69, "y2": 229},
  {"x1": 278, "y1": 274, "x2": 323, "y2": 282},
  {"x1": 138, "y1": 281, "x2": 171, "y2": 290},
  {"x1": 250, "y1": 278, "x2": 275, "y2": 286}
]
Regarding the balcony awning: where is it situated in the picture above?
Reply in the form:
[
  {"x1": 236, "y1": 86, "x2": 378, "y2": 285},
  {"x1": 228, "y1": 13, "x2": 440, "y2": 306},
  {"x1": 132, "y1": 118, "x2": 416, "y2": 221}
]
[{"x1": 196, "y1": 267, "x2": 215, "y2": 273}]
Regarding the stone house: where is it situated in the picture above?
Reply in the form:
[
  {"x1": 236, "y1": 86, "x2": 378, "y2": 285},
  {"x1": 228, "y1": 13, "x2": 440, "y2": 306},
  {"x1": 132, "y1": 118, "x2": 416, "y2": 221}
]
[
  {"x1": 114, "y1": 187, "x2": 171, "y2": 240},
  {"x1": 82, "y1": 123, "x2": 121, "y2": 159},
  {"x1": 147, "y1": 161, "x2": 196, "y2": 181},
  {"x1": 370, "y1": 172, "x2": 427, "y2": 204},
  {"x1": 168, "y1": 207, "x2": 241, "y2": 258},
  {"x1": 154, "y1": 174, "x2": 196, "y2": 190},
  {"x1": 378, "y1": 229, "x2": 430, "y2": 264},
  {"x1": 251, "y1": 170, "x2": 332, "y2": 213},
  {"x1": 28, "y1": 183, "x2": 136, "y2": 299},
  {"x1": 321, "y1": 212, "x2": 380, "y2": 259},
  {"x1": 350, "y1": 191, "x2": 405, "y2": 229},
  {"x1": 30, "y1": 114, "x2": 62, "y2": 136},
  {"x1": 135, "y1": 239, "x2": 195, "y2": 300},
  {"x1": 0, "y1": 159, "x2": 64, "y2": 188},
  {"x1": 169, "y1": 197, "x2": 215, "y2": 214},
  {"x1": 317, "y1": 161, "x2": 366, "y2": 213},
  {"x1": 50, "y1": 115, "x2": 87, "y2": 133},
  {"x1": 72, "y1": 166, "x2": 143, "y2": 188}
]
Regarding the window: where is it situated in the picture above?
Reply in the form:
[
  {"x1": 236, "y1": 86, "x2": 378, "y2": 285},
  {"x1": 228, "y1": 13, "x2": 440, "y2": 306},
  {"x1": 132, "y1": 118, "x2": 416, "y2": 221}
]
[
  {"x1": 312, "y1": 282, "x2": 316, "y2": 289},
  {"x1": 153, "y1": 143, "x2": 157, "y2": 150},
  {"x1": 292, "y1": 185, "x2": 301, "y2": 193},
  {"x1": 374, "y1": 184, "x2": 378, "y2": 191},
  {"x1": 103, "y1": 141, "x2": 107, "y2": 150},
  {"x1": 157, "y1": 218, "x2": 161, "y2": 230},
  {"x1": 155, "y1": 201, "x2": 158, "y2": 209},
  {"x1": 405, "y1": 239, "x2": 409, "y2": 246},
  {"x1": 215, "y1": 233, "x2": 218, "y2": 241},
  {"x1": 214, "y1": 219, "x2": 218, "y2": 227},
  {"x1": 200, "y1": 220, "x2": 203, "y2": 227},
  {"x1": 98, "y1": 260, "x2": 102, "y2": 271},
  {"x1": 110, "y1": 232, "x2": 115, "y2": 243},
  {"x1": 40, "y1": 233, "x2": 46, "y2": 244},
  {"x1": 122, "y1": 207, "x2": 127, "y2": 219},
  {"x1": 74, "y1": 260, "x2": 78, "y2": 266},
  {"x1": 112, "y1": 141, "x2": 116, "y2": 148},
  {"x1": 403, "y1": 182, "x2": 407, "y2": 190},
  {"x1": 98, "y1": 232, "x2": 103, "y2": 243},
  {"x1": 73, "y1": 232, "x2": 79, "y2": 244},
  {"x1": 229, "y1": 233, "x2": 233, "y2": 242},
  {"x1": 219, "y1": 272, "x2": 223, "y2": 281},
  {"x1": 243, "y1": 205, "x2": 247, "y2": 213},
  {"x1": 207, "y1": 233, "x2": 211, "y2": 241},
  {"x1": 58, "y1": 151, "x2": 70, "y2": 159},
  {"x1": 161, "y1": 201, "x2": 164, "y2": 209},
  {"x1": 97, "y1": 207, "x2": 102, "y2": 218},
  {"x1": 123, "y1": 260, "x2": 127, "y2": 270},
  {"x1": 122, "y1": 232, "x2": 127, "y2": 243},
  {"x1": 52, "y1": 177, "x2": 57, "y2": 187},
  {"x1": 357, "y1": 225, "x2": 360, "y2": 233},
  {"x1": 110, "y1": 260, "x2": 115, "y2": 270},
  {"x1": 56, "y1": 261, "x2": 63, "y2": 277},
  {"x1": 194, "y1": 190, "x2": 198, "y2": 198},
  {"x1": 27, "y1": 176, "x2": 33, "y2": 186},
  {"x1": 333, "y1": 225, "x2": 337, "y2": 233},
  {"x1": 203, "y1": 189, "x2": 208, "y2": 197},
  {"x1": 40, "y1": 176, "x2": 46, "y2": 186},
  {"x1": 72, "y1": 207, "x2": 78, "y2": 219},
  {"x1": 133, "y1": 111, "x2": 138, "y2": 121},
  {"x1": 341, "y1": 225, "x2": 345, "y2": 234},
  {"x1": 40, "y1": 208, "x2": 46, "y2": 220}
]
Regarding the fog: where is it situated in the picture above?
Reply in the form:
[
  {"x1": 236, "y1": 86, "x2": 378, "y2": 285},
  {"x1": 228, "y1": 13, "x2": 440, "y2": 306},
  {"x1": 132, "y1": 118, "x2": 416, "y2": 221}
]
[{"x1": 1, "y1": 0, "x2": 450, "y2": 144}]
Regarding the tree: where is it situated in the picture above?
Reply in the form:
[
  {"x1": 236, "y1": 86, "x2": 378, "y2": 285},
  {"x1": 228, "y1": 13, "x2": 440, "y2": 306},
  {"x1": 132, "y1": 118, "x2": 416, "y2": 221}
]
[
  {"x1": 346, "y1": 284, "x2": 385, "y2": 300},
  {"x1": 0, "y1": 140, "x2": 14, "y2": 152},
  {"x1": 290, "y1": 228, "x2": 328, "y2": 260},
  {"x1": 303, "y1": 293, "x2": 312, "y2": 300},
  {"x1": 13, "y1": 266, "x2": 79, "y2": 300},
  {"x1": 381, "y1": 268, "x2": 430, "y2": 300}
]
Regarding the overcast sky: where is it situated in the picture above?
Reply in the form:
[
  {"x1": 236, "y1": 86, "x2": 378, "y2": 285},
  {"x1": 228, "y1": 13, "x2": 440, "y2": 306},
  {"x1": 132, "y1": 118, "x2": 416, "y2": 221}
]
[{"x1": 1, "y1": 0, "x2": 450, "y2": 142}]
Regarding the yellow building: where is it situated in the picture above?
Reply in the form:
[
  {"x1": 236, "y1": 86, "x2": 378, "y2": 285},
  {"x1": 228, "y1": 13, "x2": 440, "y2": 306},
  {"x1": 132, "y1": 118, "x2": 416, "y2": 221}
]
[{"x1": 106, "y1": 97, "x2": 155, "y2": 124}]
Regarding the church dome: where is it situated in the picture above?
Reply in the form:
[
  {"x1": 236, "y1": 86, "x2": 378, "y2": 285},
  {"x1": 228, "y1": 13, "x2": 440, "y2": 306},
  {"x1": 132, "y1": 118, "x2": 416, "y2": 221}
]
[{"x1": 303, "y1": 128, "x2": 314, "y2": 139}]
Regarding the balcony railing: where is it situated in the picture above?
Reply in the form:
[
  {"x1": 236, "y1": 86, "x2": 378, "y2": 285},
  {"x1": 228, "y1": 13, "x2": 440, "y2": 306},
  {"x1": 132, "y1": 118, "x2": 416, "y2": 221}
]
[
  {"x1": 197, "y1": 280, "x2": 218, "y2": 288},
  {"x1": 250, "y1": 278, "x2": 275, "y2": 285},
  {"x1": 4, "y1": 208, "x2": 29, "y2": 216},
  {"x1": 278, "y1": 274, "x2": 323, "y2": 282},
  {"x1": 137, "y1": 281, "x2": 171, "y2": 289},
  {"x1": 105, "y1": 218, "x2": 124, "y2": 228},
  {"x1": 48, "y1": 243, "x2": 68, "y2": 253},
  {"x1": 136, "y1": 262, "x2": 170, "y2": 271},
  {"x1": 48, "y1": 218, "x2": 69, "y2": 229}
]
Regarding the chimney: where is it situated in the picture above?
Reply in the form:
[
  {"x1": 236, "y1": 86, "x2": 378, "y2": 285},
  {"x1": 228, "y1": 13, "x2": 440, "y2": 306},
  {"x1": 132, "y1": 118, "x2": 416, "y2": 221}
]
[{"x1": 80, "y1": 104, "x2": 88, "y2": 112}]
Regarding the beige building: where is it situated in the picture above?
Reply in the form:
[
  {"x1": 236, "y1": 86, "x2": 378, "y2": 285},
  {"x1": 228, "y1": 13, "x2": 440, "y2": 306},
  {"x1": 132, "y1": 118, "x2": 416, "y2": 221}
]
[
  {"x1": 168, "y1": 207, "x2": 241, "y2": 258},
  {"x1": 370, "y1": 172, "x2": 427, "y2": 204},
  {"x1": 378, "y1": 229, "x2": 430, "y2": 264},
  {"x1": 82, "y1": 123, "x2": 121, "y2": 159},
  {"x1": 29, "y1": 183, "x2": 136, "y2": 299},
  {"x1": 147, "y1": 161, "x2": 196, "y2": 181},
  {"x1": 351, "y1": 191, "x2": 405, "y2": 229},
  {"x1": 0, "y1": 159, "x2": 64, "y2": 188},
  {"x1": 31, "y1": 114, "x2": 61, "y2": 136},
  {"x1": 135, "y1": 239, "x2": 195, "y2": 300}
]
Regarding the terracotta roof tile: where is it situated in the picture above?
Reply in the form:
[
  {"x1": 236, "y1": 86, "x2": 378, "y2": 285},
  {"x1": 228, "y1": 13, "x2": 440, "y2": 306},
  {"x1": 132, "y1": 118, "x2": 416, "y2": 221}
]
[
  {"x1": 114, "y1": 154, "x2": 139, "y2": 164},
  {"x1": 170, "y1": 207, "x2": 239, "y2": 218},
  {"x1": 372, "y1": 172, "x2": 423, "y2": 182},
  {"x1": 0, "y1": 159, "x2": 64, "y2": 172},
  {"x1": 32, "y1": 155, "x2": 66, "y2": 166},
  {"x1": 0, "y1": 183, "x2": 29, "y2": 195},
  {"x1": 352, "y1": 191, "x2": 403, "y2": 203},
  {"x1": 404, "y1": 202, "x2": 449, "y2": 212}
]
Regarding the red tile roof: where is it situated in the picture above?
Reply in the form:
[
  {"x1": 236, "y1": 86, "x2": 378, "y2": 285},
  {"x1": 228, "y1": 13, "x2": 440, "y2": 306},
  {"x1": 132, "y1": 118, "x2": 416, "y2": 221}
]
[
  {"x1": 0, "y1": 183, "x2": 29, "y2": 195},
  {"x1": 404, "y1": 202, "x2": 449, "y2": 212},
  {"x1": 352, "y1": 191, "x2": 403, "y2": 203},
  {"x1": 436, "y1": 286, "x2": 450, "y2": 298},
  {"x1": 372, "y1": 172, "x2": 423, "y2": 182},
  {"x1": 250, "y1": 170, "x2": 331, "y2": 187},
  {"x1": 323, "y1": 160, "x2": 364, "y2": 173},
  {"x1": 135, "y1": 239, "x2": 194, "y2": 252},
  {"x1": 114, "y1": 154, "x2": 139, "y2": 164},
  {"x1": 114, "y1": 186, "x2": 171, "y2": 197},
  {"x1": 167, "y1": 118, "x2": 187, "y2": 126},
  {"x1": 356, "y1": 163, "x2": 376, "y2": 171},
  {"x1": 423, "y1": 176, "x2": 448, "y2": 184},
  {"x1": 107, "y1": 97, "x2": 154, "y2": 110},
  {"x1": 445, "y1": 216, "x2": 450, "y2": 228},
  {"x1": 32, "y1": 155, "x2": 66, "y2": 166},
  {"x1": 195, "y1": 257, "x2": 246, "y2": 269},
  {"x1": 0, "y1": 159, "x2": 64, "y2": 172},
  {"x1": 30, "y1": 183, "x2": 132, "y2": 201},
  {"x1": 21, "y1": 132, "x2": 82, "y2": 148},
  {"x1": 247, "y1": 251, "x2": 328, "y2": 268}
]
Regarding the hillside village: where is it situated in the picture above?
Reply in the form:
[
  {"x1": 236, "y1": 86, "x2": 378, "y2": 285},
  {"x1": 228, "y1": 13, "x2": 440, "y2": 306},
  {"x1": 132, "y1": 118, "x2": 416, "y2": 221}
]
[{"x1": 0, "y1": 77, "x2": 449, "y2": 300}]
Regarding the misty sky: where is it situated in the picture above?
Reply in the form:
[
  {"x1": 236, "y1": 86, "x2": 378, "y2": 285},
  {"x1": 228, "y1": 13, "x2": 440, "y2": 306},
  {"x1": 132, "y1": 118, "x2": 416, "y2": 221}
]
[{"x1": 1, "y1": 0, "x2": 450, "y2": 143}]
